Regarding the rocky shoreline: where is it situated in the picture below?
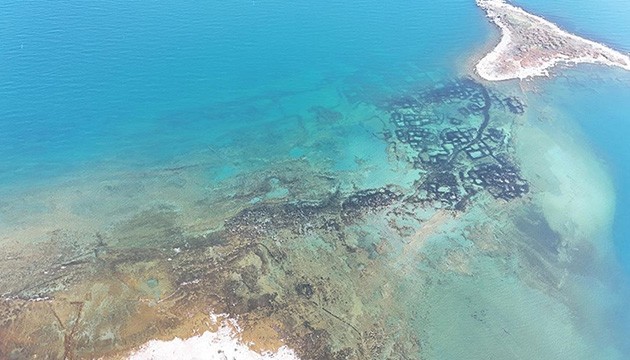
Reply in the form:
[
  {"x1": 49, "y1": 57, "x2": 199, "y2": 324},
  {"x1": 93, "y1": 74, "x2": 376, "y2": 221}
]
[{"x1": 475, "y1": 0, "x2": 630, "y2": 81}]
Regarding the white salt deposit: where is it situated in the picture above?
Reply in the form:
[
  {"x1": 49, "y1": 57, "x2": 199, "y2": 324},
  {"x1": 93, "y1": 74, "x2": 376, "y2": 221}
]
[{"x1": 127, "y1": 314, "x2": 299, "y2": 360}]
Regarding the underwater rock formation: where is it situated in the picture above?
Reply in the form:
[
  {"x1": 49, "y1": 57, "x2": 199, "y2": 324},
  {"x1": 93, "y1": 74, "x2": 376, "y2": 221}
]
[
  {"x1": 384, "y1": 78, "x2": 529, "y2": 209},
  {"x1": 0, "y1": 78, "x2": 530, "y2": 360}
]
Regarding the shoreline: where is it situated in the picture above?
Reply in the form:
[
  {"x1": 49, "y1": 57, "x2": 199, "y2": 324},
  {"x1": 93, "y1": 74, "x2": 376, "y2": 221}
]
[
  {"x1": 474, "y1": 0, "x2": 630, "y2": 81},
  {"x1": 126, "y1": 314, "x2": 299, "y2": 360}
]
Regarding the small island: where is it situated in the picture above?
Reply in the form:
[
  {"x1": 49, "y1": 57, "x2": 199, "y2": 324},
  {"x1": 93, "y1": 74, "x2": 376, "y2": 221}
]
[{"x1": 475, "y1": 0, "x2": 630, "y2": 81}]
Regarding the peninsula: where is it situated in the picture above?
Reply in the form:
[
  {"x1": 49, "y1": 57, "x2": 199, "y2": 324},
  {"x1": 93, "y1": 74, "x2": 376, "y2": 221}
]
[{"x1": 475, "y1": 0, "x2": 630, "y2": 81}]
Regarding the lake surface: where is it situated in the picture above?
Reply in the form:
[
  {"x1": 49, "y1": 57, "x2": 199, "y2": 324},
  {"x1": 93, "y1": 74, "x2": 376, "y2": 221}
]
[{"x1": 0, "y1": 0, "x2": 629, "y2": 358}]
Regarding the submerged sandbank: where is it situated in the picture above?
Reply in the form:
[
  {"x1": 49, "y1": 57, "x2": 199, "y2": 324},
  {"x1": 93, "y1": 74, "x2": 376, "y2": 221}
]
[
  {"x1": 475, "y1": 0, "x2": 630, "y2": 81},
  {"x1": 1, "y1": 76, "x2": 626, "y2": 359}
]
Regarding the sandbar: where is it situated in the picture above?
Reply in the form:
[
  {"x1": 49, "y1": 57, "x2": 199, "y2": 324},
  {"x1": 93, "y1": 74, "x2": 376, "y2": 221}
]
[{"x1": 475, "y1": 0, "x2": 630, "y2": 81}]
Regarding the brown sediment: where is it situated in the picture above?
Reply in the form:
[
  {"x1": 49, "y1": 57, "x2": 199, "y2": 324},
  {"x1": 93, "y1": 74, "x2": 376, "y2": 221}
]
[
  {"x1": 0, "y1": 79, "x2": 534, "y2": 360},
  {"x1": 2, "y1": 182, "x2": 420, "y2": 358},
  {"x1": 402, "y1": 210, "x2": 451, "y2": 255},
  {"x1": 62, "y1": 301, "x2": 84, "y2": 360}
]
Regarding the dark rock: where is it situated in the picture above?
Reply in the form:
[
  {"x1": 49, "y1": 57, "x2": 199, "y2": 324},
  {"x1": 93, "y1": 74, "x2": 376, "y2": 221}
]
[{"x1": 295, "y1": 283, "x2": 314, "y2": 298}]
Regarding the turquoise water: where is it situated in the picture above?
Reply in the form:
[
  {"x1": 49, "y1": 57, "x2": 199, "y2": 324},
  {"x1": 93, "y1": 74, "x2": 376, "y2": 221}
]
[
  {"x1": 531, "y1": 71, "x2": 630, "y2": 354},
  {"x1": 1, "y1": 0, "x2": 630, "y2": 358},
  {"x1": 543, "y1": 73, "x2": 630, "y2": 270},
  {"x1": 2, "y1": 0, "x2": 627, "y2": 270},
  {"x1": 0, "y1": 0, "x2": 486, "y2": 186},
  {"x1": 515, "y1": 0, "x2": 630, "y2": 348},
  {"x1": 516, "y1": 0, "x2": 630, "y2": 274}
]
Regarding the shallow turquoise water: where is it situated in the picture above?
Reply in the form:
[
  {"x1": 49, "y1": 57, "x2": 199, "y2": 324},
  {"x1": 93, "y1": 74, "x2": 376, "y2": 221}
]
[
  {"x1": 0, "y1": 0, "x2": 487, "y2": 186},
  {"x1": 2, "y1": 0, "x2": 627, "y2": 272},
  {"x1": 514, "y1": 0, "x2": 630, "y2": 273},
  {"x1": 516, "y1": 0, "x2": 630, "y2": 347},
  {"x1": 1, "y1": 0, "x2": 629, "y2": 357}
]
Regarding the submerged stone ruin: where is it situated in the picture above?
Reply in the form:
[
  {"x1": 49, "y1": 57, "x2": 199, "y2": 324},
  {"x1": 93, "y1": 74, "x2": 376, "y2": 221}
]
[
  {"x1": 384, "y1": 78, "x2": 529, "y2": 208},
  {"x1": 0, "y1": 78, "x2": 531, "y2": 360}
]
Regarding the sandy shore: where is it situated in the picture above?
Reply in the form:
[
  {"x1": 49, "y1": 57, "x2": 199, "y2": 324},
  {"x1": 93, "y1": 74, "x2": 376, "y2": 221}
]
[
  {"x1": 475, "y1": 0, "x2": 630, "y2": 81},
  {"x1": 126, "y1": 314, "x2": 299, "y2": 360}
]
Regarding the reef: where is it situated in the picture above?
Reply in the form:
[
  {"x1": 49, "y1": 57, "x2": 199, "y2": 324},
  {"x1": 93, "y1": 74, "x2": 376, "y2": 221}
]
[
  {"x1": 309, "y1": 106, "x2": 344, "y2": 123},
  {"x1": 384, "y1": 78, "x2": 529, "y2": 208},
  {"x1": 0, "y1": 78, "x2": 530, "y2": 360},
  {"x1": 341, "y1": 187, "x2": 403, "y2": 222},
  {"x1": 475, "y1": 0, "x2": 630, "y2": 81},
  {"x1": 0, "y1": 185, "x2": 419, "y2": 359}
]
